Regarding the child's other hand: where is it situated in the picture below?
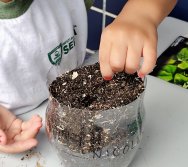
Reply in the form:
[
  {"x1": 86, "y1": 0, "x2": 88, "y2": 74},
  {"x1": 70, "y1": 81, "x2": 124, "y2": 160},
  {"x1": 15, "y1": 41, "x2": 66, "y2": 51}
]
[
  {"x1": 0, "y1": 106, "x2": 42, "y2": 153},
  {"x1": 99, "y1": 14, "x2": 157, "y2": 79}
]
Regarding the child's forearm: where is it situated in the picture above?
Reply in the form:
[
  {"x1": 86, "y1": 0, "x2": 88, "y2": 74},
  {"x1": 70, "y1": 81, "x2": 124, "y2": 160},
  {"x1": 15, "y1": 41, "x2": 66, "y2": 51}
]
[{"x1": 117, "y1": 0, "x2": 177, "y2": 27}]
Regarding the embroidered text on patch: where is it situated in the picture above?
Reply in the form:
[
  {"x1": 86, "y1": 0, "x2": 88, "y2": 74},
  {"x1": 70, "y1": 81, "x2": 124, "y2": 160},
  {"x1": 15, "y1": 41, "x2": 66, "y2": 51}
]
[{"x1": 48, "y1": 36, "x2": 76, "y2": 65}]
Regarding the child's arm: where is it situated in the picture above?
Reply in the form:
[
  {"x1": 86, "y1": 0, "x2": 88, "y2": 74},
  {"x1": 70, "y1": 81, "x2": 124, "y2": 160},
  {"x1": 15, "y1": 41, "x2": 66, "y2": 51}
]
[
  {"x1": 99, "y1": 0, "x2": 177, "y2": 79},
  {"x1": 0, "y1": 105, "x2": 42, "y2": 153}
]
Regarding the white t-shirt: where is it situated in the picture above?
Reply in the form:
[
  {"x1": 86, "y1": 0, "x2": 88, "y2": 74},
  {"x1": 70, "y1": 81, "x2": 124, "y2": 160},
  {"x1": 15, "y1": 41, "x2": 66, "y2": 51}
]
[{"x1": 0, "y1": 0, "x2": 87, "y2": 115}]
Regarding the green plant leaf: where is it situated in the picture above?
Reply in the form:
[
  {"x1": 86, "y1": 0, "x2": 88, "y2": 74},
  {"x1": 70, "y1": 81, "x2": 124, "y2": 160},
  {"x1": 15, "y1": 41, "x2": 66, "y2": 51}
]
[
  {"x1": 177, "y1": 61, "x2": 188, "y2": 70},
  {"x1": 157, "y1": 70, "x2": 173, "y2": 81},
  {"x1": 161, "y1": 65, "x2": 177, "y2": 74},
  {"x1": 167, "y1": 58, "x2": 176, "y2": 65},
  {"x1": 167, "y1": 55, "x2": 177, "y2": 64},
  {"x1": 183, "y1": 82, "x2": 188, "y2": 89},
  {"x1": 174, "y1": 73, "x2": 188, "y2": 84},
  {"x1": 177, "y1": 48, "x2": 188, "y2": 61}
]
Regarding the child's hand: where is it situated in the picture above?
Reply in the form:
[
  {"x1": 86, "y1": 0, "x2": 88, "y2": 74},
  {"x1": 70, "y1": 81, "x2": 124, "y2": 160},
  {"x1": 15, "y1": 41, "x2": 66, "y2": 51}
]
[
  {"x1": 99, "y1": 15, "x2": 157, "y2": 79},
  {"x1": 99, "y1": 0, "x2": 177, "y2": 79},
  {"x1": 0, "y1": 106, "x2": 42, "y2": 153}
]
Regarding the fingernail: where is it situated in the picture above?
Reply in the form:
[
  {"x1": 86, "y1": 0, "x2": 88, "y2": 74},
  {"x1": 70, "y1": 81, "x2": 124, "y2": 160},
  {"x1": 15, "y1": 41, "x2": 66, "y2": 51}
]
[
  {"x1": 103, "y1": 76, "x2": 113, "y2": 80},
  {"x1": 138, "y1": 72, "x2": 145, "y2": 79}
]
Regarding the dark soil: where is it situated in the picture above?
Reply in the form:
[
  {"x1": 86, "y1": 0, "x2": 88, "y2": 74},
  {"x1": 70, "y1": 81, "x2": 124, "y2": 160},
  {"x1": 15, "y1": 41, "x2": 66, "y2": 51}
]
[{"x1": 49, "y1": 62, "x2": 144, "y2": 111}]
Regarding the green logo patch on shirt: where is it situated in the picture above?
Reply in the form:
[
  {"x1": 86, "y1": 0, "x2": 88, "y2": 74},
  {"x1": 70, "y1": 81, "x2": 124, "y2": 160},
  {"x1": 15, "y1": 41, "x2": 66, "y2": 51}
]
[
  {"x1": 48, "y1": 36, "x2": 76, "y2": 65},
  {"x1": 48, "y1": 44, "x2": 62, "y2": 65}
]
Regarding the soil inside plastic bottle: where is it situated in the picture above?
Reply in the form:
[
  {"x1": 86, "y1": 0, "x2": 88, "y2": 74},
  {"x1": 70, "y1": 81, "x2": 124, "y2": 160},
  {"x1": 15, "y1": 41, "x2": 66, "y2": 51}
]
[{"x1": 47, "y1": 62, "x2": 145, "y2": 154}]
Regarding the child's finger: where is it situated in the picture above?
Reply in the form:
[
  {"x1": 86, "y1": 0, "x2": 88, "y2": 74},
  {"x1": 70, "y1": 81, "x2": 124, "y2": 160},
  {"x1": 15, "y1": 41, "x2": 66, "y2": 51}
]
[
  {"x1": 6, "y1": 119, "x2": 22, "y2": 140},
  {"x1": 0, "y1": 129, "x2": 7, "y2": 145},
  {"x1": 14, "y1": 116, "x2": 42, "y2": 141},
  {"x1": 14, "y1": 122, "x2": 41, "y2": 141},
  {"x1": 99, "y1": 34, "x2": 113, "y2": 80},
  {"x1": 0, "y1": 139, "x2": 37, "y2": 154},
  {"x1": 21, "y1": 115, "x2": 42, "y2": 131},
  {"x1": 109, "y1": 43, "x2": 127, "y2": 73},
  {"x1": 125, "y1": 45, "x2": 142, "y2": 74},
  {"x1": 138, "y1": 42, "x2": 157, "y2": 77}
]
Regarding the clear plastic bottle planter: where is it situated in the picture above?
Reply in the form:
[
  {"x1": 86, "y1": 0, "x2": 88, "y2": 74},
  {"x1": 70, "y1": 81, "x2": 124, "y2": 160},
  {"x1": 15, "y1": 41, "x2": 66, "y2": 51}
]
[{"x1": 46, "y1": 65, "x2": 146, "y2": 167}]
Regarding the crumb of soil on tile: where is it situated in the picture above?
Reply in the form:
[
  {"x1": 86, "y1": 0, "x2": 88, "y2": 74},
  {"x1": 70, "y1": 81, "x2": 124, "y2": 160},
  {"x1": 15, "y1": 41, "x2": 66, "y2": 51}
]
[{"x1": 21, "y1": 149, "x2": 42, "y2": 161}]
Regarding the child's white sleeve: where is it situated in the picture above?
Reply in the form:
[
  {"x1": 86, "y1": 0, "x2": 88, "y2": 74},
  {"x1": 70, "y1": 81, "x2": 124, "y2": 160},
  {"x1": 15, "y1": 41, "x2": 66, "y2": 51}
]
[{"x1": 0, "y1": 0, "x2": 87, "y2": 115}]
